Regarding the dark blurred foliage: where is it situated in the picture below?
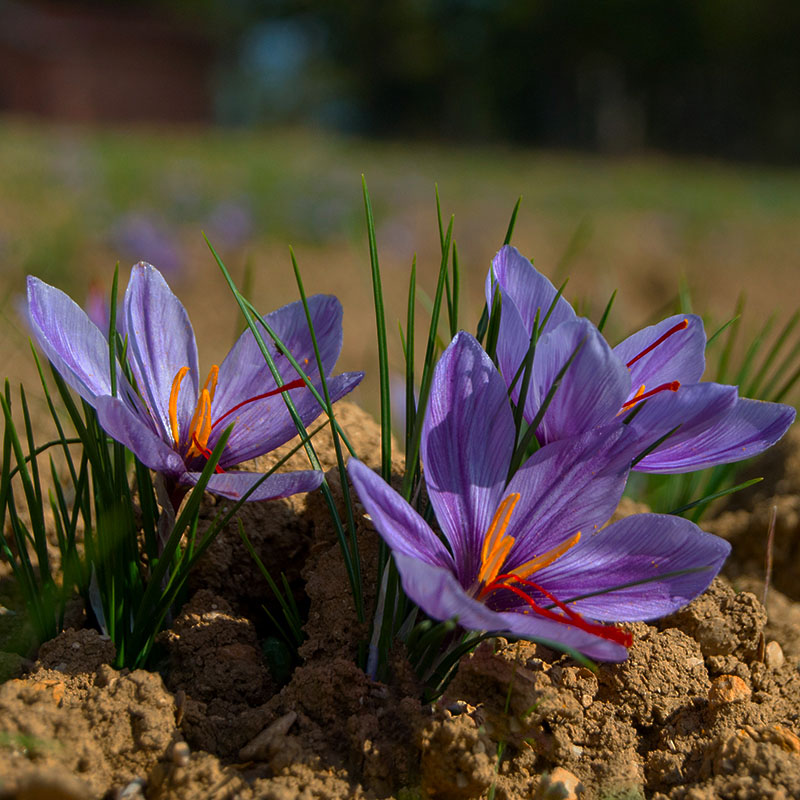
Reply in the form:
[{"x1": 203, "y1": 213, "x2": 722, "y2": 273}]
[
  {"x1": 263, "y1": 0, "x2": 800, "y2": 162},
  {"x1": 9, "y1": 0, "x2": 800, "y2": 161}
]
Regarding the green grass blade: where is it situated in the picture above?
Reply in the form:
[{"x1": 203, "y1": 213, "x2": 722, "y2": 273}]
[
  {"x1": 289, "y1": 246, "x2": 364, "y2": 602},
  {"x1": 405, "y1": 257, "x2": 417, "y2": 467},
  {"x1": 484, "y1": 285, "x2": 503, "y2": 365},
  {"x1": 508, "y1": 337, "x2": 586, "y2": 477},
  {"x1": 630, "y1": 425, "x2": 681, "y2": 468},
  {"x1": 401, "y1": 219, "x2": 453, "y2": 500},
  {"x1": 503, "y1": 197, "x2": 522, "y2": 245},
  {"x1": 239, "y1": 521, "x2": 303, "y2": 647},
  {"x1": 746, "y1": 310, "x2": 799, "y2": 396},
  {"x1": 207, "y1": 236, "x2": 364, "y2": 623},
  {"x1": 667, "y1": 477, "x2": 763, "y2": 516},
  {"x1": 362, "y1": 177, "x2": 392, "y2": 483},
  {"x1": 734, "y1": 314, "x2": 775, "y2": 386},
  {"x1": 597, "y1": 290, "x2": 617, "y2": 333},
  {"x1": 706, "y1": 315, "x2": 740, "y2": 349},
  {"x1": 714, "y1": 294, "x2": 744, "y2": 383}
]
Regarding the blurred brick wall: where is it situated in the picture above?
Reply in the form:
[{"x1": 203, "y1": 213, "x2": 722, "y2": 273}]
[{"x1": 0, "y1": 2, "x2": 213, "y2": 123}]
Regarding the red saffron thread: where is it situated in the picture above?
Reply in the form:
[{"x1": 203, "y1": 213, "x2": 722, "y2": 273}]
[
  {"x1": 626, "y1": 319, "x2": 689, "y2": 368},
  {"x1": 620, "y1": 380, "x2": 681, "y2": 409},
  {"x1": 191, "y1": 433, "x2": 225, "y2": 474},
  {"x1": 484, "y1": 573, "x2": 633, "y2": 647},
  {"x1": 211, "y1": 376, "x2": 307, "y2": 429}
]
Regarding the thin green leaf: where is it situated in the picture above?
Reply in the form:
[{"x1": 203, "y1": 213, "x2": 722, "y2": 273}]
[
  {"x1": 714, "y1": 294, "x2": 744, "y2": 383},
  {"x1": 597, "y1": 290, "x2": 617, "y2": 333},
  {"x1": 508, "y1": 336, "x2": 586, "y2": 478},
  {"x1": 706, "y1": 315, "x2": 741, "y2": 350},
  {"x1": 630, "y1": 425, "x2": 681, "y2": 468},
  {"x1": 746, "y1": 310, "x2": 799, "y2": 397},
  {"x1": 667, "y1": 477, "x2": 763, "y2": 516},
  {"x1": 503, "y1": 197, "x2": 522, "y2": 246},
  {"x1": 362, "y1": 177, "x2": 392, "y2": 483}
]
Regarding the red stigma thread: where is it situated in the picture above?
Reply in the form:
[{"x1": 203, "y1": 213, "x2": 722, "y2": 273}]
[
  {"x1": 483, "y1": 573, "x2": 633, "y2": 648},
  {"x1": 620, "y1": 381, "x2": 681, "y2": 410},
  {"x1": 626, "y1": 319, "x2": 689, "y2": 368},
  {"x1": 191, "y1": 433, "x2": 225, "y2": 474},
  {"x1": 211, "y1": 376, "x2": 307, "y2": 430}
]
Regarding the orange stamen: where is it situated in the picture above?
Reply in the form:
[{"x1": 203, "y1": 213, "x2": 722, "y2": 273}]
[
  {"x1": 186, "y1": 389, "x2": 212, "y2": 458},
  {"x1": 511, "y1": 531, "x2": 582, "y2": 581},
  {"x1": 620, "y1": 381, "x2": 681, "y2": 410},
  {"x1": 202, "y1": 364, "x2": 219, "y2": 403},
  {"x1": 169, "y1": 366, "x2": 190, "y2": 446},
  {"x1": 477, "y1": 493, "x2": 520, "y2": 587},
  {"x1": 626, "y1": 319, "x2": 689, "y2": 368}
]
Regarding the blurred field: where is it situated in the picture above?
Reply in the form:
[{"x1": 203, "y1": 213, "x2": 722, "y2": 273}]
[{"x1": 2, "y1": 119, "x2": 800, "y2": 421}]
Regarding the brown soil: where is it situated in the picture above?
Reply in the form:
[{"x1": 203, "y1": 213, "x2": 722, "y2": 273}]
[{"x1": 1, "y1": 402, "x2": 800, "y2": 800}]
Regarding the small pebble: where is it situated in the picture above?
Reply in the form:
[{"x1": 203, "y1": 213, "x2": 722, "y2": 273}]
[
  {"x1": 708, "y1": 674, "x2": 751, "y2": 707},
  {"x1": 534, "y1": 767, "x2": 584, "y2": 799},
  {"x1": 116, "y1": 778, "x2": 146, "y2": 799},
  {"x1": 172, "y1": 741, "x2": 191, "y2": 766},
  {"x1": 765, "y1": 640, "x2": 785, "y2": 670}
]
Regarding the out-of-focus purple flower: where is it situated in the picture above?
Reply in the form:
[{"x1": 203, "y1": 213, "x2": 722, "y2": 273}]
[
  {"x1": 206, "y1": 200, "x2": 254, "y2": 250},
  {"x1": 111, "y1": 214, "x2": 182, "y2": 276},
  {"x1": 487, "y1": 245, "x2": 795, "y2": 473},
  {"x1": 85, "y1": 281, "x2": 112, "y2": 333},
  {"x1": 348, "y1": 332, "x2": 730, "y2": 661},
  {"x1": 27, "y1": 263, "x2": 363, "y2": 505}
]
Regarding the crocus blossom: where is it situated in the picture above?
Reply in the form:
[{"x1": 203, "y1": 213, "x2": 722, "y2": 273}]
[
  {"x1": 486, "y1": 245, "x2": 795, "y2": 473},
  {"x1": 27, "y1": 262, "x2": 363, "y2": 504},
  {"x1": 348, "y1": 332, "x2": 730, "y2": 660}
]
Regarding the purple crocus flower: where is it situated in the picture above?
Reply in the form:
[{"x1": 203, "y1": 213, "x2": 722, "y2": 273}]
[
  {"x1": 486, "y1": 245, "x2": 795, "y2": 473},
  {"x1": 348, "y1": 332, "x2": 730, "y2": 661},
  {"x1": 27, "y1": 262, "x2": 363, "y2": 506}
]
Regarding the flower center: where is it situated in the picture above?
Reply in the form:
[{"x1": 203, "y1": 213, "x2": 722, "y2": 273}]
[
  {"x1": 169, "y1": 365, "x2": 220, "y2": 460},
  {"x1": 167, "y1": 367, "x2": 308, "y2": 469},
  {"x1": 475, "y1": 494, "x2": 631, "y2": 648},
  {"x1": 484, "y1": 573, "x2": 633, "y2": 647}
]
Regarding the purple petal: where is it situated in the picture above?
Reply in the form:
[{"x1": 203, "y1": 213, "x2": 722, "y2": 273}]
[
  {"x1": 122, "y1": 263, "x2": 199, "y2": 447},
  {"x1": 214, "y1": 294, "x2": 344, "y2": 417},
  {"x1": 393, "y1": 552, "x2": 628, "y2": 661},
  {"x1": 26, "y1": 276, "x2": 114, "y2": 404},
  {"x1": 421, "y1": 332, "x2": 516, "y2": 584},
  {"x1": 182, "y1": 468, "x2": 323, "y2": 501},
  {"x1": 531, "y1": 319, "x2": 630, "y2": 441},
  {"x1": 487, "y1": 245, "x2": 576, "y2": 337},
  {"x1": 614, "y1": 314, "x2": 706, "y2": 395},
  {"x1": 348, "y1": 459, "x2": 454, "y2": 569},
  {"x1": 212, "y1": 371, "x2": 363, "y2": 467},
  {"x1": 534, "y1": 514, "x2": 730, "y2": 620},
  {"x1": 623, "y1": 381, "x2": 738, "y2": 466},
  {"x1": 94, "y1": 396, "x2": 185, "y2": 476},
  {"x1": 634, "y1": 397, "x2": 796, "y2": 473},
  {"x1": 503, "y1": 424, "x2": 633, "y2": 570}
]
